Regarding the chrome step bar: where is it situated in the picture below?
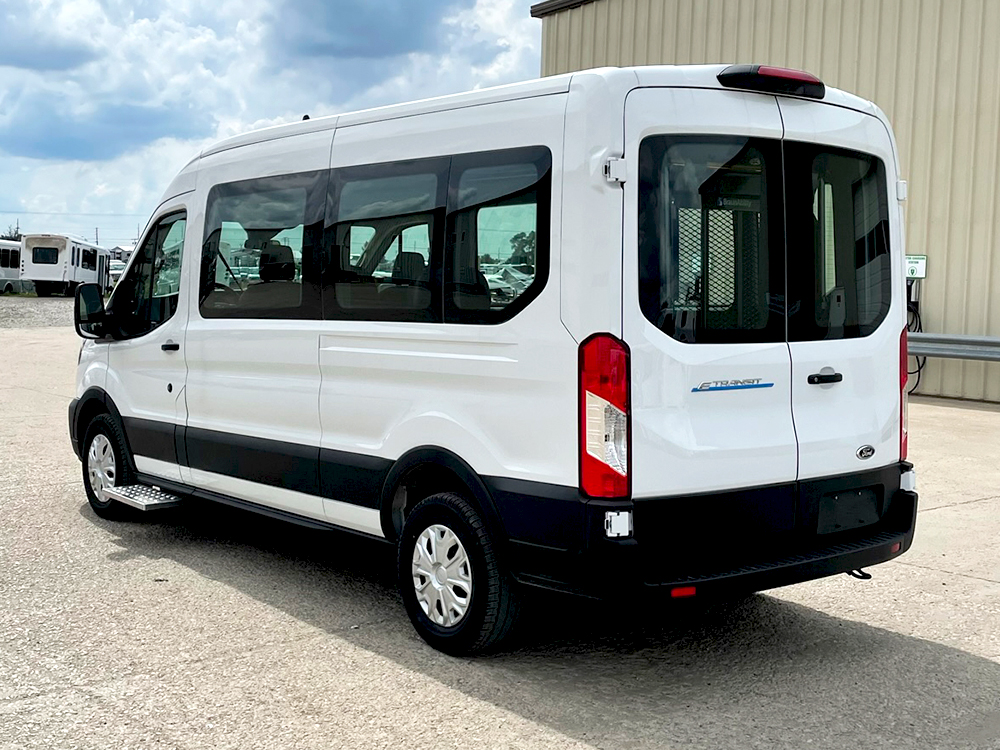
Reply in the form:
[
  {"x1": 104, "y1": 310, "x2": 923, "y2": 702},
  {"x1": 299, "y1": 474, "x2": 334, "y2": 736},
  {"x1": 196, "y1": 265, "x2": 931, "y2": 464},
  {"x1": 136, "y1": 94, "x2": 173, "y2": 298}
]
[{"x1": 104, "y1": 484, "x2": 183, "y2": 511}]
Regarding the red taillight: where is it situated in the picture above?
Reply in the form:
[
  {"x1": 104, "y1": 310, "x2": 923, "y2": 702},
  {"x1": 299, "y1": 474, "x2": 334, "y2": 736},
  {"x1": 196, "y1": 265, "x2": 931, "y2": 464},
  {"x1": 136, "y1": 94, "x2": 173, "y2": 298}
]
[
  {"x1": 757, "y1": 65, "x2": 823, "y2": 84},
  {"x1": 579, "y1": 334, "x2": 630, "y2": 498},
  {"x1": 671, "y1": 586, "x2": 697, "y2": 599},
  {"x1": 900, "y1": 327, "x2": 909, "y2": 460},
  {"x1": 717, "y1": 64, "x2": 826, "y2": 99}
]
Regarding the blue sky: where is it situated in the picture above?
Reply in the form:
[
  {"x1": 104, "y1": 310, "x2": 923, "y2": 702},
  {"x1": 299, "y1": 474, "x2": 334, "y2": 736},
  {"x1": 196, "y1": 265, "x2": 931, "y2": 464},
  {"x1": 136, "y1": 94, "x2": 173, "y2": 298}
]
[{"x1": 0, "y1": 0, "x2": 540, "y2": 247}]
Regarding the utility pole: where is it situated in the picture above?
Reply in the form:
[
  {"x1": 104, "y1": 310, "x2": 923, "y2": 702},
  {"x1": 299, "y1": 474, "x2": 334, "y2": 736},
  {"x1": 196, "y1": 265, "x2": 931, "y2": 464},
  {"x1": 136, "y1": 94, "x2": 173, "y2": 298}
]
[{"x1": 95, "y1": 227, "x2": 99, "y2": 244}]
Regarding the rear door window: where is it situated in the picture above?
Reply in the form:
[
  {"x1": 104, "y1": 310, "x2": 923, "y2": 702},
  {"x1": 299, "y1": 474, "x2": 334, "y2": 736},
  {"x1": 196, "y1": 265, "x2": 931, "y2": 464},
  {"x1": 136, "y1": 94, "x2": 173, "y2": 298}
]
[
  {"x1": 785, "y1": 145, "x2": 891, "y2": 340},
  {"x1": 638, "y1": 137, "x2": 786, "y2": 343}
]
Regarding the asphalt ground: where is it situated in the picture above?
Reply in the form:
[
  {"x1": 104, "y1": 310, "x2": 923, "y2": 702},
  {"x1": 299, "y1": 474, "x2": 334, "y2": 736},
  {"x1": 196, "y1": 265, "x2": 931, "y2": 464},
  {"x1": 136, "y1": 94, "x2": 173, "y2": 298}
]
[{"x1": 2, "y1": 310, "x2": 999, "y2": 749}]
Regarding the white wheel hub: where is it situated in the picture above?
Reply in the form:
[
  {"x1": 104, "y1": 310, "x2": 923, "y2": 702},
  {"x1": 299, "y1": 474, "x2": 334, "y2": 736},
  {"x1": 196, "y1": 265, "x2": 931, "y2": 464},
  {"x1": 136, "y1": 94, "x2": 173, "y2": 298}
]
[
  {"x1": 87, "y1": 433, "x2": 116, "y2": 503},
  {"x1": 412, "y1": 524, "x2": 472, "y2": 628}
]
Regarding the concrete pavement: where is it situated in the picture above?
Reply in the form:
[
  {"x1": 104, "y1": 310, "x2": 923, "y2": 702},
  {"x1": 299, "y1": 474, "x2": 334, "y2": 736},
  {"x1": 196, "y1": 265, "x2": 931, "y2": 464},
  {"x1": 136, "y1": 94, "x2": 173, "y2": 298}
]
[{"x1": 1, "y1": 324, "x2": 999, "y2": 749}]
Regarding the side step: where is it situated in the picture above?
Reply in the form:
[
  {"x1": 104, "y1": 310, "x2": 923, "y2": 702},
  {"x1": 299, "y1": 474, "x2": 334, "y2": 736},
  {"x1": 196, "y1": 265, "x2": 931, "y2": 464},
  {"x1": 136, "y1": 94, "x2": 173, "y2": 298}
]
[{"x1": 104, "y1": 484, "x2": 183, "y2": 511}]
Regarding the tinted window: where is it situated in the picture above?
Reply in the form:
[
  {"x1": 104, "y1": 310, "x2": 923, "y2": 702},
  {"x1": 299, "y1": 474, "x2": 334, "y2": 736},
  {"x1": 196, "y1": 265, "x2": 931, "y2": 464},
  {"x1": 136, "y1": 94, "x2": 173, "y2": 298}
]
[
  {"x1": 0, "y1": 248, "x2": 8, "y2": 268},
  {"x1": 110, "y1": 213, "x2": 186, "y2": 338},
  {"x1": 200, "y1": 171, "x2": 326, "y2": 319},
  {"x1": 32, "y1": 247, "x2": 58, "y2": 265},
  {"x1": 445, "y1": 148, "x2": 551, "y2": 324},
  {"x1": 10, "y1": 249, "x2": 18, "y2": 267},
  {"x1": 323, "y1": 159, "x2": 448, "y2": 322},
  {"x1": 785, "y1": 145, "x2": 891, "y2": 340},
  {"x1": 638, "y1": 137, "x2": 785, "y2": 344},
  {"x1": 81, "y1": 248, "x2": 97, "y2": 271}
]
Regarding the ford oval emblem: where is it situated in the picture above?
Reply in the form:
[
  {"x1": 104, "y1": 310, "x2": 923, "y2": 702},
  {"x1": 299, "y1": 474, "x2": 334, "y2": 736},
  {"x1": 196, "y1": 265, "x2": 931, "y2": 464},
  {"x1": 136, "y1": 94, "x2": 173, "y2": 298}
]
[{"x1": 857, "y1": 445, "x2": 876, "y2": 460}]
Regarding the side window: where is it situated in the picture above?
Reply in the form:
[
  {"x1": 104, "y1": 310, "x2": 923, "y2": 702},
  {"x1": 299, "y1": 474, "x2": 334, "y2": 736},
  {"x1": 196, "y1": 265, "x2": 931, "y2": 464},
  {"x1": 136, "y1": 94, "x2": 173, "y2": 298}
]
[
  {"x1": 324, "y1": 160, "x2": 447, "y2": 322},
  {"x1": 786, "y1": 146, "x2": 890, "y2": 340},
  {"x1": 200, "y1": 170, "x2": 326, "y2": 319},
  {"x1": 10, "y1": 248, "x2": 18, "y2": 267},
  {"x1": 637, "y1": 137, "x2": 786, "y2": 344},
  {"x1": 110, "y1": 212, "x2": 186, "y2": 339},
  {"x1": 82, "y1": 248, "x2": 97, "y2": 271},
  {"x1": 444, "y1": 149, "x2": 550, "y2": 324},
  {"x1": 0, "y1": 248, "x2": 8, "y2": 268}
]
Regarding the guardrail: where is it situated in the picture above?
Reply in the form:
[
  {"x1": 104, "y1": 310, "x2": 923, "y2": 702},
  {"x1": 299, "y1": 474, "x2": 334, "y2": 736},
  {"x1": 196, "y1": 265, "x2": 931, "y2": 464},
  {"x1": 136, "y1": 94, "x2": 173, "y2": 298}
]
[{"x1": 908, "y1": 333, "x2": 1000, "y2": 362}]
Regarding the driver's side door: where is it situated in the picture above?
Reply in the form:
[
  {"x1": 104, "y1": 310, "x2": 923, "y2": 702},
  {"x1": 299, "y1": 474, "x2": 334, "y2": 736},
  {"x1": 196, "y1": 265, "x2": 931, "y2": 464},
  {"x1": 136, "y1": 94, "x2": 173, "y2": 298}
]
[{"x1": 105, "y1": 208, "x2": 190, "y2": 483}]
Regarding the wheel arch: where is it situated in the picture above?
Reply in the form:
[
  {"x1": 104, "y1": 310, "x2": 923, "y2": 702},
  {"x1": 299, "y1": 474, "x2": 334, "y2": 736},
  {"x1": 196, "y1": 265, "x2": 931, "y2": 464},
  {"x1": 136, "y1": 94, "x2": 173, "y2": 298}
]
[
  {"x1": 74, "y1": 388, "x2": 133, "y2": 467},
  {"x1": 379, "y1": 446, "x2": 507, "y2": 544}
]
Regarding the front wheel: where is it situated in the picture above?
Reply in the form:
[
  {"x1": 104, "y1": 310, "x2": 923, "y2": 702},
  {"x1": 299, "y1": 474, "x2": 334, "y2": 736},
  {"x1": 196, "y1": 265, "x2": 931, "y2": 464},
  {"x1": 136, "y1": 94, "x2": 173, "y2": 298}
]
[
  {"x1": 82, "y1": 414, "x2": 136, "y2": 520},
  {"x1": 397, "y1": 492, "x2": 519, "y2": 655}
]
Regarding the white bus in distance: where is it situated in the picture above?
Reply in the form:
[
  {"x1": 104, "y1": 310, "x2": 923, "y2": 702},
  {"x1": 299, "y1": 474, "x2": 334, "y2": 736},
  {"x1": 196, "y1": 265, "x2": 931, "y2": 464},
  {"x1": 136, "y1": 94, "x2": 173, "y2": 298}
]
[
  {"x1": 0, "y1": 239, "x2": 22, "y2": 294},
  {"x1": 21, "y1": 234, "x2": 111, "y2": 297}
]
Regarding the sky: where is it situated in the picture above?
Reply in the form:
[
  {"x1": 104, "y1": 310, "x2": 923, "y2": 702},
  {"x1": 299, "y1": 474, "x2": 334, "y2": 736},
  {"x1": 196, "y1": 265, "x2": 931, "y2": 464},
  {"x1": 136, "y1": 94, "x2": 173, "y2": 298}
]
[{"x1": 0, "y1": 0, "x2": 542, "y2": 248}]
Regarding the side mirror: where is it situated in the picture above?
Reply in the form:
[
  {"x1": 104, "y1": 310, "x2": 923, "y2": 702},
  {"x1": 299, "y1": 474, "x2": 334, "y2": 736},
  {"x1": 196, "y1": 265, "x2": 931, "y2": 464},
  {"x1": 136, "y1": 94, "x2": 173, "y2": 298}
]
[{"x1": 74, "y1": 283, "x2": 106, "y2": 339}]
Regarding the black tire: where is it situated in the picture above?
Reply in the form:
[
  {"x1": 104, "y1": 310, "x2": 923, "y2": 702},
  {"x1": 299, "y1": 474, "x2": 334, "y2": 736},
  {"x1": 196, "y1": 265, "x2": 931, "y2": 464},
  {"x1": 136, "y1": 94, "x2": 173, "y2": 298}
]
[
  {"x1": 81, "y1": 413, "x2": 137, "y2": 520},
  {"x1": 35, "y1": 282, "x2": 51, "y2": 298},
  {"x1": 1, "y1": 283, "x2": 11, "y2": 295},
  {"x1": 63, "y1": 282, "x2": 76, "y2": 297},
  {"x1": 397, "y1": 492, "x2": 519, "y2": 655}
]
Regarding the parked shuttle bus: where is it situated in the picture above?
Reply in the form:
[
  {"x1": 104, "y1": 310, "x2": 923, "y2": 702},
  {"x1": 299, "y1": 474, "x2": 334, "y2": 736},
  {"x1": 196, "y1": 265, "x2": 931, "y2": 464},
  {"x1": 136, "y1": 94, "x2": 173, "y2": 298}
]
[
  {"x1": 69, "y1": 65, "x2": 918, "y2": 654},
  {"x1": 0, "y1": 239, "x2": 22, "y2": 294},
  {"x1": 22, "y1": 234, "x2": 110, "y2": 297}
]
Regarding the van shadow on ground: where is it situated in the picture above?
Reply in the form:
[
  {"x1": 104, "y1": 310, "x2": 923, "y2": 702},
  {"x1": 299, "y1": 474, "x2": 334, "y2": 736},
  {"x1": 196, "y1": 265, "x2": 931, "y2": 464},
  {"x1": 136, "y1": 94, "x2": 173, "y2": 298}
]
[{"x1": 89, "y1": 501, "x2": 1000, "y2": 750}]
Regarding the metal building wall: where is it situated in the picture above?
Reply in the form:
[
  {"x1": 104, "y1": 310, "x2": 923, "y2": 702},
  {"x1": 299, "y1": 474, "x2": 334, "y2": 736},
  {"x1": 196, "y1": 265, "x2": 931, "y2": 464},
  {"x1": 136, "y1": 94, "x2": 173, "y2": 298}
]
[{"x1": 537, "y1": 0, "x2": 1000, "y2": 401}]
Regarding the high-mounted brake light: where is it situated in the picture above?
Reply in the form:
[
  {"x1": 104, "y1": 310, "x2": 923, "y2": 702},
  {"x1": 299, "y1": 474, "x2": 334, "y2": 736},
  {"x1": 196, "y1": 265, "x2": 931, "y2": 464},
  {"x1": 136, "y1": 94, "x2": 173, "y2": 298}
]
[
  {"x1": 900, "y1": 327, "x2": 908, "y2": 460},
  {"x1": 717, "y1": 64, "x2": 826, "y2": 99},
  {"x1": 579, "y1": 334, "x2": 630, "y2": 498}
]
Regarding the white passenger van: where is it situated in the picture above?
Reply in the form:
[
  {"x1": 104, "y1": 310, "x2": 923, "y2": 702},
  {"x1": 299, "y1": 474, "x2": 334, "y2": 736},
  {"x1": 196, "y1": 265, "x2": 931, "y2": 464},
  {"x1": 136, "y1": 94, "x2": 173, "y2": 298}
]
[
  {"x1": 22, "y1": 233, "x2": 110, "y2": 297},
  {"x1": 70, "y1": 65, "x2": 918, "y2": 654},
  {"x1": 0, "y1": 239, "x2": 22, "y2": 294}
]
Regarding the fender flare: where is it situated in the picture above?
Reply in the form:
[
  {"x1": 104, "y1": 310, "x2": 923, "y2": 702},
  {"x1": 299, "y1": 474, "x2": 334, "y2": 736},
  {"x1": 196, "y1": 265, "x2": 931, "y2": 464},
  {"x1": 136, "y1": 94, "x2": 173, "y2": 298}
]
[
  {"x1": 378, "y1": 446, "x2": 507, "y2": 544},
  {"x1": 72, "y1": 387, "x2": 132, "y2": 464}
]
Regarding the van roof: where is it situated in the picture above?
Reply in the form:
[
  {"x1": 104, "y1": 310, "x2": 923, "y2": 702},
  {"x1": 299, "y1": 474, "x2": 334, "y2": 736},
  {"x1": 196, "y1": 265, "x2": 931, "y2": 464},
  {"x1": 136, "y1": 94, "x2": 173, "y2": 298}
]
[{"x1": 193, "y1": 64, "x2": 880, "y2": 163}]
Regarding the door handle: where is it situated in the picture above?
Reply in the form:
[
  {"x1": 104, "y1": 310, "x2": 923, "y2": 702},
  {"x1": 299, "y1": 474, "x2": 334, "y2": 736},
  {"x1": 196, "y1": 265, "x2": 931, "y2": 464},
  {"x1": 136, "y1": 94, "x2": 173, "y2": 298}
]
[
  {"x1": 808, "y1": 372, "x2": 843, "y2": 385},
  {"x1": 161, "y1": 341, "x2": 180, "y2": 352}
]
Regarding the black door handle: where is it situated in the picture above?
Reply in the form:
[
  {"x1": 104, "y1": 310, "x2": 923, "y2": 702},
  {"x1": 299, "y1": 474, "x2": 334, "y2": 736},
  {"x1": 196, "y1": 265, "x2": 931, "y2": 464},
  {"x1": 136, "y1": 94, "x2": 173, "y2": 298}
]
[
  {"x1": 808, "y1": 372, "x2": 843, "y2": 385},
  {"x1": 161, "y1": 342, "x2": 180, "y2": 352}
]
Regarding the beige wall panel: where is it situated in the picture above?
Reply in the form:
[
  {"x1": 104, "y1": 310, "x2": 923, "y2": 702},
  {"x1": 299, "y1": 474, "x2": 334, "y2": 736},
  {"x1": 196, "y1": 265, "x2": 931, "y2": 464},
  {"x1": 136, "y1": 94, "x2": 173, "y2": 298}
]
[{"x1": 539, "y1": 0, "x2": 1000, "y2": 400}]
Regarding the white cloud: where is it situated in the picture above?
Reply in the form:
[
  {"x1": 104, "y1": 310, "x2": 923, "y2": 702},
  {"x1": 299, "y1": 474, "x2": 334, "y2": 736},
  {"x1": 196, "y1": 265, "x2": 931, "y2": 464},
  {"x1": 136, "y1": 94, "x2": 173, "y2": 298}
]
[{"x1": 0, "y1": 0, "x2": 541, "y2": 244}]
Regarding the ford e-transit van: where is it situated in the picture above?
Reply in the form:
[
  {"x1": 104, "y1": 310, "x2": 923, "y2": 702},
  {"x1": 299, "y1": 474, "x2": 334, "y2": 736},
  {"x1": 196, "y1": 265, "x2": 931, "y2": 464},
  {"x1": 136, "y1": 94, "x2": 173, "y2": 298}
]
[{"x1": 70, "y1": 65, "x2": 918, "y2": 655}]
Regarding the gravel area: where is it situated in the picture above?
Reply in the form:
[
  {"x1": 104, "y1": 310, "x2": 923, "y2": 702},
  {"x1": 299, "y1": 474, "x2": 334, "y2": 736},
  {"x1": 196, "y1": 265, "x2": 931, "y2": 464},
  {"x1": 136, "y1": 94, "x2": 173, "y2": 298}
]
[{"x1": 0, "y1": 295, "x2": 74, "y2": 328}]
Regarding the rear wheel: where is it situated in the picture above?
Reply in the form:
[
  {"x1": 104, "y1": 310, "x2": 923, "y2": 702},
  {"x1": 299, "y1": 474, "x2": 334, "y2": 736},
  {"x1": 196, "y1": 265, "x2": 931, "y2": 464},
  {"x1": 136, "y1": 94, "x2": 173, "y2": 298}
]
[
  {"x1": 34, "y1": 282, "x2": 51, "y2": 297},
  {"x1": 1, "y1": 283, "x2": 11, "y2": 295},
  {"x1": 397, "y1": 492, "x2": 519, "y2": 655},
  {"x1": 82, "y1": 414, "x2": 136, "y2": 520}
]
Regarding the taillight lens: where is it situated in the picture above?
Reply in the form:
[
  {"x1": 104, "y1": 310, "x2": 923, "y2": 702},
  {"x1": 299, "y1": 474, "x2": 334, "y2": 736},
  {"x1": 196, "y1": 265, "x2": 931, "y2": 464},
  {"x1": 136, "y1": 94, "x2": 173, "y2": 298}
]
[
  {"x1": 579, "y1": 334, "x2": 630, "y2": 498},
  {"x1": 900, "y1": 326, "x2": 908, "y2": 460}
]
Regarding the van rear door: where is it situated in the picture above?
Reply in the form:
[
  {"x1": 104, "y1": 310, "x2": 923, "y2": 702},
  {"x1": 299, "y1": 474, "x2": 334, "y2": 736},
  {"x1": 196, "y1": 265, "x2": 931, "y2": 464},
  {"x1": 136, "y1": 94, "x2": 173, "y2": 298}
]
[
  {"x1": 777, "y1": 100, "x2": 904, "y2": 480},
  {"x1": 623, "y1": 88, "x2": 798, "y2": 502}
]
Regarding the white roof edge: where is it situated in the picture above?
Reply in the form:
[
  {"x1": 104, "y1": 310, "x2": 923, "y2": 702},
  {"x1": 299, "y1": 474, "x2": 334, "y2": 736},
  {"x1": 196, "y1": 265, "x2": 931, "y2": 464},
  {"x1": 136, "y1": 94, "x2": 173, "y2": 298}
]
[
  {"x1": 196, "y1": 74, "x2": 576, "y2": 159},
  {"x1": 191, "y1": 65, "x2": 882, "y2": 165}
]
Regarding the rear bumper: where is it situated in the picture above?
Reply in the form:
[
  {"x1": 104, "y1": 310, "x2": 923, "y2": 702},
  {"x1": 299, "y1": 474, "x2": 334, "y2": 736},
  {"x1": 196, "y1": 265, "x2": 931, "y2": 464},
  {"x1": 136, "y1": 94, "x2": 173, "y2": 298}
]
[{"x1": 493, "y1": 462, "x2": 917, "y2": 598}]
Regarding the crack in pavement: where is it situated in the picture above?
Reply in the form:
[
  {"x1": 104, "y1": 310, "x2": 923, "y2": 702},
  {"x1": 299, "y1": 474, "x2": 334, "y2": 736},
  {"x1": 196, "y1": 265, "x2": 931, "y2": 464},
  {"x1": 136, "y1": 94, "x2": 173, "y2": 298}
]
[
  {"x1": 0, "y1": 621, "x2": 391, "y2": 711},
  {"x1": 919, "y1": 494, "x2": 1000, "y2": 513},
  {"x1": 894, "y1": 560, "x2": 1000, "y2": 586}
]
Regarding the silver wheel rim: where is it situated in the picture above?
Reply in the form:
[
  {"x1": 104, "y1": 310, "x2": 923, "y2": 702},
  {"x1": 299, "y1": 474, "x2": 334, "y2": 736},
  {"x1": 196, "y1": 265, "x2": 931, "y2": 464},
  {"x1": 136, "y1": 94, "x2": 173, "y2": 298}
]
[
  {"x1": 412, "y1": 524, "x2": 472, "y2": 628},
  {"x1": 87, "y1": 434, "x2": 116, "y2": 503}
]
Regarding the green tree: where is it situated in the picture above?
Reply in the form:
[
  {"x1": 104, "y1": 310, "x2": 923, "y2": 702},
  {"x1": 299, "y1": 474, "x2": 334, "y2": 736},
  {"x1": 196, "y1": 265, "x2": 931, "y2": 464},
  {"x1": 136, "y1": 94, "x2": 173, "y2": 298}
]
[
  {"x1": 1, "y1": 222, "x2": 21, "y2": 241},
  {"x1": 507, "y1": 230, "x2": 535, "y2": 266}
]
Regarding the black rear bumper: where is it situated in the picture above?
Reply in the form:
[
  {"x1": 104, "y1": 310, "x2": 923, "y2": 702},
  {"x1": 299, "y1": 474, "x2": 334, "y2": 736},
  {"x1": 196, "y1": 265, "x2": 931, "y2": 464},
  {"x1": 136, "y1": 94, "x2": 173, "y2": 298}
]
[{"x1": 492, "y1": 462, "x2": 917, "y2": 599}]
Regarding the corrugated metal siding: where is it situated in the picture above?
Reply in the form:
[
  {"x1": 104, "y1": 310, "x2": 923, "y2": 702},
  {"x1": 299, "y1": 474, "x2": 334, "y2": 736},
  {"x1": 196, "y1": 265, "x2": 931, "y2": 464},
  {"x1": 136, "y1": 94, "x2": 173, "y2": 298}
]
[{"x1": 540, "y1": 0, "x2": 1000, "y2": 401}]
